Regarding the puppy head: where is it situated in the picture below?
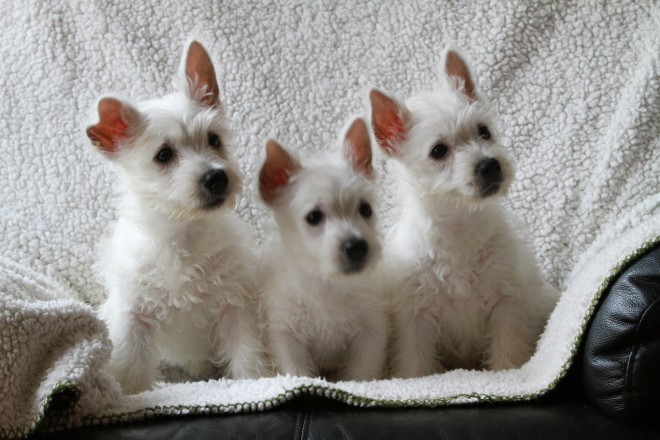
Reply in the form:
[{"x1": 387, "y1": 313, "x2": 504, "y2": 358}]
[
  {"x1": 86, "y1": 40, "x2": 240, "y2": 220},
  {"x1": 259, "y1": 118, "x2": 381, "y2": 278},
  {"x1": 369, "y1": 49, "x2": 513, "y2": 207}
]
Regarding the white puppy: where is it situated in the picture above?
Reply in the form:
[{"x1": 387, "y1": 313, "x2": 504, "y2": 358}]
[
  {"x1": 369, "y1": 49, "x2": 559, "y2": 377},
  {"x1": 87, "y1": 40, "x2": 268, "y2": 394},
  {"x1": 258, "y1": 118, "x2": 388, "y2": 381}
]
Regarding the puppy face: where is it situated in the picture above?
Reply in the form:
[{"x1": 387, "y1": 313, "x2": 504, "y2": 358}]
[
  {"x1": 282, "y1": 164, "x2": 379, "y2": 276},
  {"x1": 260, "y1": 118, "x2": 382, "y2": 278},
  {"x1": 87, "y1": 41, "x2": 241, "y2": 219},
  {"x1": 113, "y1": 97, "x2": 239, "y2": 216},
  {"x1": 370, "y1": 50, "x2": 513, "y2": 206}
]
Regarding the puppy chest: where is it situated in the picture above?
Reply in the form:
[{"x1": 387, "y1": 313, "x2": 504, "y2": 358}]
[
  {"x1": 156, "y1": 313, "x2": 212, "y2": 356},
  {"x1": 294, "y1": 304, "x2": 359, "y2": 337},
  {"x1": 306, "y1": 312, "x2": 360, "y2": 365},
  {"x1": 278, "y1": 294, "x2": 362, "y2": 342},
  {"x1": 403, "y1": 259, "x2": 498, "y2": 341},
  {"x1": 415, "y1": 253, "x2": 503, "y2": 306},
  {"x1": 136, "y1": 249, "x2": 247, "y2": 310}
]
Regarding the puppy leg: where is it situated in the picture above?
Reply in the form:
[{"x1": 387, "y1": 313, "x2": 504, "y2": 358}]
[
  {"x1": 105, "y1": 309, "x2": 159, "y2": 394},
  {"x1": 215, "y1": 305, "x2": 270, "y2": 379},
  {"x1": 390, "y1": 308, "x2": 441, "y2": 378},
  {"x1": 268, "y1": 328, "x2": 315, "y2": 377},
  {"x1": 181, "y1": 359, "x2": 214, "y2": 380},
  {"x1": 342, "y1": 311, "x2": 388, "y2": 380},
  {"x1": 486, "y1": 300, "x2": 534, "y2": 370}
]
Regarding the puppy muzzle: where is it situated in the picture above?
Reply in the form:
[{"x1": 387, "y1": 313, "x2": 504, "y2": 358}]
[
  {"x1": 340, "y1": 237, "x2": 369, "y2": 274},
  {"x1": 475, "y1": 158, "x2": 503, "y2": 198},
  {"x1": 200, "y1": 169, "x2": 229, "y2": 209}
]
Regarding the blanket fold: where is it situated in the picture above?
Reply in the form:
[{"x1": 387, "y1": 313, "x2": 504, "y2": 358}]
[{"x1": 0, "y1": 258, "x2": 120, "y2": 438}]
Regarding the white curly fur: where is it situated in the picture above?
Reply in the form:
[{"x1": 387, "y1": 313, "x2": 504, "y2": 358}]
[
  {"x1": 370, "y1": 49, "x2": 559, "y2": 378},
  {"x1": 89, "y1": 40, "x2": 269, "y2": 394}
]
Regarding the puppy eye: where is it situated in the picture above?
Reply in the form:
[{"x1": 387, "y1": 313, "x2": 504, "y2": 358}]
[
  {"x1": 155, "y1": 145, "x2": 175, "y2": 163},
  {"x1": 208, "y1": 133, "x2": 221, "y2": 149},
  {"x1": 478, "y1": 124, "x2": 491, "y2": 140},
  {"x1": 305, "y1": 209, "x2": 324, "y2": 226},
  {"x1": 430, "y1": 143, "x2": 448, "y2": 160},
  {"x1": 359, "y1": 202, "x2": 372, "y2": 219}
]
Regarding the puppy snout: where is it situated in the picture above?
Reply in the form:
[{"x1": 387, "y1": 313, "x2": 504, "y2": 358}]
[
  {"x1": 475, "y1": 158, "x2": 503, "y2": 197},
  {"x1": 476, "y1": 158, "x2": 502, "y2": 183},
  {"x1": 342, "y1": 238, "x2": 369, "y2": 270},
  {"x1": 201, "y1": 169, "x2": 229, "y2": 196}
]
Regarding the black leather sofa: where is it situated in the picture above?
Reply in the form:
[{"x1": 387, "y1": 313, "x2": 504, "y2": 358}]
[{"x1": 31, "y1": 244, "x2": 660, "y2": 440}]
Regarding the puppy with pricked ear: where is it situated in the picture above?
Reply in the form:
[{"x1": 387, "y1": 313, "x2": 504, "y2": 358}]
[
  {"x1": 258, "y1": 117, "x2": 388, "y2": 381},
  {"x1": 369, "y1": 48, "x2": 559, "y2": 378},
  {"x1": 88, "y1": 40, "x2": 269, "y2": 394}
]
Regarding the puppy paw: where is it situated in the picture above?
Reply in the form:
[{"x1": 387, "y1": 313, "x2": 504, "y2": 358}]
[
  {"x1": 485, "y1": 344, "x2": 533, "y2": 371},
  {"x1": 391, "y1": 358, "x2": 443, "y2": 379},
  {"x1": 115, "y1": 372, "x2": 153, "y2": 395},
  {"x1": 183, "y1": 360, "x2": 214, "y2": 379}
]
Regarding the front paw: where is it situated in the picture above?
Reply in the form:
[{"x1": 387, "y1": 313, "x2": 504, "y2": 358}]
[
  {"x1": 276, "y1": 365, "x2": 315, "y2": 378},
  {"x1": 222, "y1": 339, "x2": 273, "y2": 379},
  {"x1": 391, "y1": 359, "x2": 443, "y2": 379},
  {"x1": 227, "y1": 354, "x2": 273, "y2": 379},
  {"x1": 271, "y1": 355, "x2": 316, "y2": 378},
  {"x1": 109, "y1": 366, "x2": 153, "y2": 394},
  {"x1": 485, "y1": 344, "x2": 533, "y2": 371},
  {"x1": 183, "y1": 360, "x2": 214, "y2": 379}
]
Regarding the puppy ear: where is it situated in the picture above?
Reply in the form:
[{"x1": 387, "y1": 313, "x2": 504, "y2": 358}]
[
  {"x1": 443, "y1": 50, "x2": 478, "y2": 101},
  {"x1": 343, "y1": 118, "x2": 373, "y2": 179},
  {"x1": 369, "y1": 88, "x2": 409, "y2": 157},
  {"x1": 86, "y1": 97, "x2": 141, "y2": 155},
  {"x1": 259, "y1": 139, "x2": 300, "y2": 204},
  {"x1": 183, "y1": 40, "x2": 221, "y2": 108}
]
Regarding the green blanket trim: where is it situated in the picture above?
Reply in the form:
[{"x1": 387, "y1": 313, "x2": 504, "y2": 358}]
[{"x1": 13, "y1": 236, "x2": 660, "y2": 439}]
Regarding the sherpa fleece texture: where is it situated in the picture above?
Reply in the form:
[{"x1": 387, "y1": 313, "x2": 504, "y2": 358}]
[{"x1": 0, "y1": 0, "x2": 658, "y2": 438}]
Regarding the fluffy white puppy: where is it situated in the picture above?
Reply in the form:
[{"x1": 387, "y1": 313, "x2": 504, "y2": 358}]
[
  {"x1": 258, "y1": 118, "x2": 387, "y2": 381},
  {"x1": 369, "y1": 49, "x2": 559, "y2": 377},
  {"x1": 87, "y1": 40, "x2": 268, "y2": 394}
]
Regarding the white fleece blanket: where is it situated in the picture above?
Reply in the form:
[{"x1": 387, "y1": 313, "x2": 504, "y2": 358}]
[{"x1": 1, "y1": 0, "x2": 659, "y2": 437}]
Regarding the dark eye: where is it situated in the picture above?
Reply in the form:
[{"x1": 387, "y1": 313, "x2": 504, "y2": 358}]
[
  {"x1": 305, "y1": 209, "x2": 324, "y2": 226},
  {"x1": 478, "y1": 124, "x2": 491, "y2": 140},
  {"x1": 155, "y1": 145, "x2": 175, "y2": 163},
  {"x1": 208, "y1": 133, "x2": 221, "y2": 149},
  {"x1": 430, "y1": 143, "x2": 448, "y2": 160},
  {"x1": 359, "y1": 202, "x2": 372, "y2": 219}
]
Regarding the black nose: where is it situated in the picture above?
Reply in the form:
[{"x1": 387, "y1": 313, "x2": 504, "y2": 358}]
[
  {"x1": 201, "y1": 169, "x2": 229, "y2": 196},
  {"x1": 342, "y1": 238, "x2": 369, "y2": 264},
  {"x1": 475, "y1": 158, "x2": 502, "y2": 184}
]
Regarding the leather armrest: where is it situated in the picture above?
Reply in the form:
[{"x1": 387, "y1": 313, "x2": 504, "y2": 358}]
[{"x1": 582, "y1": 243, "x2": 660, "y2": 423}]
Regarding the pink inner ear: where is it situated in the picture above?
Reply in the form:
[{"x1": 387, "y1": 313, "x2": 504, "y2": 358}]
[
  {"x1": 445, "y1": 51, "x2": 477, "y2": 101},
  {"x1": 86, "y1": 98, "x2": 133, "y2": 154},
  {"x1": 259, "y1": 140, "x2": 298, "y2": 204},
  {"x1": 344, "y1": 118, "x2": 373, "y2": 178},
  {"x1": 377, "y1": 115, "x2": 404, "y2": 156},
  {"x1": 185, "y1": 41, "x2": 220, "y2": 107},
  {"x1": 370, "y1": 90, "x2": 406, "y2": 156},
  {"x1": 267, "y1": 169, "x2": 290, "y2": 192}
]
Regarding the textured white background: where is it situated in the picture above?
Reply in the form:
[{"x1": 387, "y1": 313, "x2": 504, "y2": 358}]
[
  {"x1": 0, "y1": 1, "x2": 658, "y2": 306},
  {"x1": 1, "y1": 2, "x2": 659, "y2": 435}
]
